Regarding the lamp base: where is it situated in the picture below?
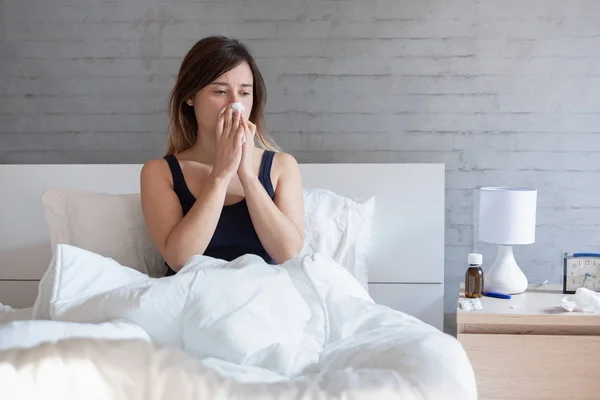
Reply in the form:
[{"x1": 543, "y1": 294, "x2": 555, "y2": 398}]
[{"x1": 485, "y1": 245, "x2": 528, "y2": 294}]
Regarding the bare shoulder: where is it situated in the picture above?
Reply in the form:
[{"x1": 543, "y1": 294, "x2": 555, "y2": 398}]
[
  {"x1": 273, "y1": 151, "x2": 299, "y2": 171},
  {"x1": 271, "y1": 151, "x2": 301, "y2": 189},
  {"x1": 140, "y1": 158, "x2": 172, "y2": 189}
]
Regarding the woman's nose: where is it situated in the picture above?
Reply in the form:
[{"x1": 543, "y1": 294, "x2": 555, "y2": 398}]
[{"x1": 229, "y1": 93, "x2": 240, "y2": 104}]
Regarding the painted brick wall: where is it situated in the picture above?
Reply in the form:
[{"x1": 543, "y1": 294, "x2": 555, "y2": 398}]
[{"x1": 2, "y1": 0, "x2": 600, "y2": 333}]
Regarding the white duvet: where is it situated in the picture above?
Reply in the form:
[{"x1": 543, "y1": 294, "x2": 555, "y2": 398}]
[{"x1": 0, "y1": 244, "x2": 477, "y2": 399}]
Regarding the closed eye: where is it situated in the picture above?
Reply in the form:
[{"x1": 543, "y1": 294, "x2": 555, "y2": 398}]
[{"x1": 214, "y1": 89, "x2": 250, "y2": 96}]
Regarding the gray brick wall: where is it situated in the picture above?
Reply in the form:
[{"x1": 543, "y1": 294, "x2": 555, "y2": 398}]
[{"x1": 2, "y1": 0, "x2": 600, "y2": 334}]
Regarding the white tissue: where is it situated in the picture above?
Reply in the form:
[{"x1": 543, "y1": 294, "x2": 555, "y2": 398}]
[
  {"x1": 219, "y1": 102, "x2": 244, "y2": 116},
  {"x1": 218, "y1": 102, "x2": 247, "y2": 143},
  {"x1": 0, "y1": 303, "x2": 16, "y2": 323},
  {"x1": 561, "y1": 288, "x2": 600, "y2": 313},
  {"x1": 459, "y1": 298, "x2": 483, "y2": 311}
]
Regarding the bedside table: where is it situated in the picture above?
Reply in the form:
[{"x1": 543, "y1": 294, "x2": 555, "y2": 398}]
[{"x1": 457, "y1": 284, "x2": 600, "y2": 400}]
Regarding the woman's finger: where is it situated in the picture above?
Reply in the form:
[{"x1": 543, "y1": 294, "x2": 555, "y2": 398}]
[
  {"x1": 215, "y1": 110, "x2": 226, "y2": 138},
  {"x1": 241, "y1": 117, "x2": 250, "y2": 142},
  {"x1": 231, "y1": 109, "x2": 241, "y2": 141},
  {"x1": 245, "y1": 118, "x2": 255, "y2": 142},
  {"x1": 236, "y1": 127, "x2": 245, "y2": 146},
  {"x1": 223, "y1": 104, "x2": 233, "y2": 138},
  {"x1": 239, "y1": 113, "x2": 247, "y2": 143}
]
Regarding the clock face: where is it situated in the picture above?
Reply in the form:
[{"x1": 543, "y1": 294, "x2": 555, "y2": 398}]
[{"x1": 564, "y1": 256, "x2": 600, "y2": 293}]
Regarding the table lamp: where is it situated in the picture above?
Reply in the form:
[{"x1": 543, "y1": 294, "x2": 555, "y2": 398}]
[{"x1": 478, "y1": 187, "x2": 537, "y2": 294}]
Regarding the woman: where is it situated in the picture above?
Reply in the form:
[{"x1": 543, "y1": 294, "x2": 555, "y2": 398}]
[{"x1": 140, "y1": 36, "x2": 305, "y2": 276}]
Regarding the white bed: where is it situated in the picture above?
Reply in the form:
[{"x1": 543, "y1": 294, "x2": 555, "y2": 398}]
[
  {"x1": 0, "y1": 163, "x2": 445, "y2": 328},
  {"x1": 0, "y1": 163, "x2": 476, "y2": 400}
]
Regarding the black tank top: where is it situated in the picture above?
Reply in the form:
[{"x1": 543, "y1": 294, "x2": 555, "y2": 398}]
[{"x1": 163, "y1": 151, "x2": 276, "y2": 276}]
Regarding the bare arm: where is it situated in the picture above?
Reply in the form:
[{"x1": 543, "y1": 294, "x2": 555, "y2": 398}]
[
  {"x1": 141, "y1": 104, "x2": 245, "y2": 271},
  {"x1": 240, "y1": 152, "x2": 305, "y2": 264},
  {"x1": 140, "y1": 161, "x2": 230, "y2": 271}
]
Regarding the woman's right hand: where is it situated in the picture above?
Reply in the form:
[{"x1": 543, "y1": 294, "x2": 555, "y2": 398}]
[{"x1": 211, "y1": 104, "x2": 245, "y2": 181}]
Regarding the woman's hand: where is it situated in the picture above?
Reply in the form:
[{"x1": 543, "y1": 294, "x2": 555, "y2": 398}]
[
  {"x1": 212, "y1": 104, "x2": 245, "y2": 181},
  {"x1": 237, "y1": 116, "x2": 256, "y2": 182}
]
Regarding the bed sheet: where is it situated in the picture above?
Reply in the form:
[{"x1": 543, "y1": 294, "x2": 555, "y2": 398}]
[{"x1": 0, "y1": 244, "x2": 477, "y2": 399}]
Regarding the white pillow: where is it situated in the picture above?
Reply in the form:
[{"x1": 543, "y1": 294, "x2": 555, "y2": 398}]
[
  {"x1": 300, "y1": 189, "x2": 375, "y2": 289},
  {"x1": 40, "y1": 188, "x2": 375, "y2": 286},
  {"x1": 41, "y1": 189, "x2": 166, "y2": 278}
]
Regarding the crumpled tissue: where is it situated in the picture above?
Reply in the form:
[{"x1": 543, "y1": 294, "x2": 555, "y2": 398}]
[
  {"x1": 561, "y1": 288, "x2": 600, "y2": 313},
  {"x1": 0, "y1": 303, "x2": 16, "y2": 323},
  {"x1": 219, "y1": 102, "x2": 244, "y2": 116},
  {"x1": 219, "y1": 102, "x2": 247, "y2": 143}
]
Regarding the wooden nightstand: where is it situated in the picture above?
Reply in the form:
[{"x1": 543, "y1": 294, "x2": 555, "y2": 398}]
[{"x1": 457, "y1": 284, "x2": 600, "y2": 400}]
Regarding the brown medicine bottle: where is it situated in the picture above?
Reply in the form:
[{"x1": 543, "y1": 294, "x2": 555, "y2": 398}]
[{"x1": 465, "y1": 253, "x2": 484, "y2": 298}]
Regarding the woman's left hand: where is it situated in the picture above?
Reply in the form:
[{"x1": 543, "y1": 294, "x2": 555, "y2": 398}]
[{"x1": 237, "y1": 114, "x2": 256, "y2": 182}]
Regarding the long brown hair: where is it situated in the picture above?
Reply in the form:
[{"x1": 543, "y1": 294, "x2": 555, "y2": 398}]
[{"x1": 166, "y1": 36, "x2": 279, "y2": 155}]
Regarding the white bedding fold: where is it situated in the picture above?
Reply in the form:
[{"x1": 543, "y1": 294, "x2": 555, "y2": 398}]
[
  {"x1": 0, "y1": 338, "x2": 441, "y2": 399},
  {"x1": 0, "y1": 244, "x2": 477, "y2": 399},
  {"x1": 0, "y1": 319, "x2": 151, "y2": 351}
]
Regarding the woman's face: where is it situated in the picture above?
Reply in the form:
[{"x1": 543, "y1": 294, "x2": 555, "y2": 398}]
[{"x1": 188, "y1": 62, "x2": 254, "y2": 136}]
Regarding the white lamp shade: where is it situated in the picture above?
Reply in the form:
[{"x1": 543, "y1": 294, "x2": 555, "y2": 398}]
[{"x1": 478, "y1": 187, "x2": 537, "y2": 245}]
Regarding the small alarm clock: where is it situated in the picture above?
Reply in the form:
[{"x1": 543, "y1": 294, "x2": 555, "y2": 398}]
[{"x1": 563, "y1": 253, "x2": 600, "y2": 294}]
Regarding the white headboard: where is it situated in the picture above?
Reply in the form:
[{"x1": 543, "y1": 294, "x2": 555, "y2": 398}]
[{"x1": 0, "y1": 163, "x2": 445, "y2": 328}]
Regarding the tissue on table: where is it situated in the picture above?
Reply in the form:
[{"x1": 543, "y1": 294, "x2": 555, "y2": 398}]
[{"x1": 561, "y1": 288, "x2": 600, "y2": 313}]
